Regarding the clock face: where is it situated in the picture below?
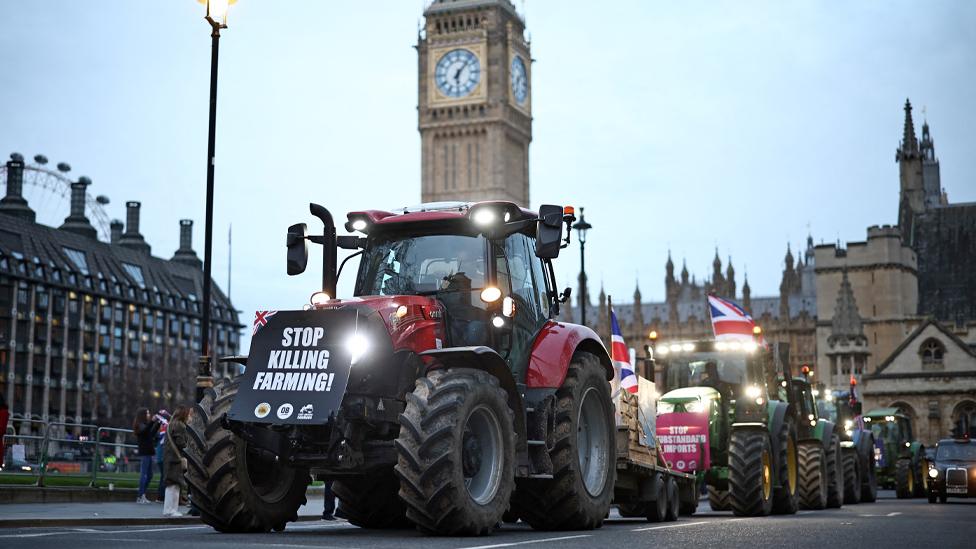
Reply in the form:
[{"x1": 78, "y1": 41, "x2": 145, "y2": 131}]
[
  {"x1": 511, "y1": 55, "x2": 528, "y2": 104},
  {"x1": 435, "y1": 49, "x2": 481, "y2": 98}
]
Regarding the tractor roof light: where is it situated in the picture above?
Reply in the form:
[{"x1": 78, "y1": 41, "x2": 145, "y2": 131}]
[
  {"x1": 472, "y1": 208, "x2": 498, "y2": 226},
  {"x1": 310, "y1": 291, "x2": 332, "y2": 307},
  {"x1": 752, "y1": 325, "x2": 763, "y2": 336},
  {"x1": 715, "y1": 341, "x2": 728, "y2": 351},
  {"x1": 648, "y1": 330, "x2": 658, "y2": 341},
  {"x1": 657, "y1": 345, "x2": 670, "y2": 356},
  {"x1": 742, "y1": 341, "x2": 758, "y2": 353},
  {"x1": 669, "y1": 343, "x2": 683, "y2": 353},
  {"x1": 681, "y1": 342, "x2": 695, "y2": 352},
  {"x1": 344, "y1": 215, "x2": 371, "y2": 233}
]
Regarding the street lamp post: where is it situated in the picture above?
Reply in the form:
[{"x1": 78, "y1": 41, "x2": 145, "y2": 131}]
[
  {"x1": 573, "y1": 208, "x2": 592, "y2": 326},
  {"x1": 196, "y1": 0, "x2": 235, "y2": 402}
]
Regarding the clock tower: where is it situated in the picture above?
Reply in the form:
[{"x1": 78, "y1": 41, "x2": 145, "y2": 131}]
[{"x1": 418, "y1": 0, "x2": 532, "y2": 206}]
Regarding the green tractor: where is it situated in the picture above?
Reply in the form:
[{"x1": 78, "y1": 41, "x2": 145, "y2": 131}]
[
  {"x1": 815, "y1": 385, "x2": 878, "y2": 504},
  {"x1": 779, "y1": 373, "x2": 843, "y2": 509},
  {"x1": 863, "y1": 408, "x2": 927, "y2": 498},
  {"x1": 654, "y1": 338, "x2": 800, "y2": 517}
]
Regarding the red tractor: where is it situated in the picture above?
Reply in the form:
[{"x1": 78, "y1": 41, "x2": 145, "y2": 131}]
[{"x1": 184, "y1": 201, "x2": 618, "y2": 536}]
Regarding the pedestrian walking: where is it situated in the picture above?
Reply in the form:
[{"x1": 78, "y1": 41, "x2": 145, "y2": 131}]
[
  {"x1": 155, "y1": 410, "x2": 171, "y2": 503},
  {"x1": 132, "y1": 407, "x2": 161, "y2": 504},
  {"x1": 163, "y1": 405, "x2": 191, "y2": 517},
  {"x1": 322, "y1": 481, "x2": 335, "y2": 520}
]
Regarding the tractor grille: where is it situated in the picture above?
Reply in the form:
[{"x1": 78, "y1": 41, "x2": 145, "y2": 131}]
[{"x1": 946, "y1": 468, "x2": 967, "y2": 488}]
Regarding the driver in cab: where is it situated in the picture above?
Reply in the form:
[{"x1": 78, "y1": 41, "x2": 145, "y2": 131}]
[{"x1": 440, "y1": 246, "x2": 487, "y2": 346}]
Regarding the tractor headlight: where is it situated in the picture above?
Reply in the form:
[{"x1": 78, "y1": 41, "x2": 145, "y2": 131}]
[
  {"x1": 310, "y1": 291, "x2": 331, "y2": 307},
  {"x1": 347, "y1": 333, "x2": 369, "y2": 365},
  {"x1": 344, "y1": 215, "x2": 371, "y2": 233},
  {"x1": 928, "y1": 467, "x2": 938, "y2": 479},
  {"x1": 472, "y1": 208, "x2": 497, "y2": 226},
  {"x1": 480, "y1": 287, "x2": 502, "y2": 303},
  {"x1": 745, "y1": 385, "x2": 762, "y2": 399},
  {"x1": 905, "y1": 442, "x2": 911, "y2": 448},
  {"x1": 657, "y1": 346, "x2": 669, "y2": 356},
  {"x1": 844, "y1": 420, "x2": 854, "y2": 430}
]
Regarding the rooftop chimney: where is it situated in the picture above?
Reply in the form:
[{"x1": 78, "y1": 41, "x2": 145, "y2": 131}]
[
  {"x1": 59, "y1": 176, "x2": 98, "y2": 239},
  {"x1": 110, "y1": 219, "x2": 123, "y2": 244},
  {"x1": 118, "y1": 201, "x2": 151, "y2": 254},
  {"x1": 0, "y1": 153, "x2": 36, "y2": 222},
  {"x1": 172, "y1": 219, "x2": 202, "y2": 268}
]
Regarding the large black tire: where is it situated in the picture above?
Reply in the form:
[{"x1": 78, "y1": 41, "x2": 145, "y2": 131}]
[
  {"x1": 860, "y1": 449, "x2": 878, "y2": 502},
  {"x1": 395, "y1": 368, "x2": 516, "y2": 536},
  {"x1": 665, "y1": 477, "x2": 679, "y2": 522},
  {"x1": 183, "y1": 377, "x2": 310, "y2": 533},
  {"x1": 913, "y1": 456, "x2": 928, "y2": 497},
  {"x1": 512, "y1": 354, "x2": 616, "y2": 531},
  {"x1": 679, "y1": 497, "x2": 698, "y2": 517},
  {"x1": 729, "y1": 429, "x2": 774, "y2": 517},
  {"x1": 334, "y1": 472, "x2": 411, "y2": 529},
  {"x1": 895, "y1": 458, "x2": 913, "y2": 499},
  {"x1": 771, "y1": 417, "x2": 799, "y2": 515},
  {"x1": 707, "y1": 486, "x2": 730, "y2": 511},
  {"x1": 797, "y1": 441, "x2": 828, "y2": 510},
  {"x1": 842, "y1": 450, "x2": 861, "y2": 504},
  {"x1": 645, "y1": 474, "x2": 667, "y2": 523},
  {"x1": 617, "y1": 503, "x2": 647, "y2": 517},
  {"x1": 826, "y1": 435, "x2": 844, "y2": 508}
]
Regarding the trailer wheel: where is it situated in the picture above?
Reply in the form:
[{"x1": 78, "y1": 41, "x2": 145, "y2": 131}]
[
  {"x1": 860, "y1": 451, "x2": 878, "y2": 503},
  {"x1": 729, "y1": 429, "x2": 774, "y2": 517},
  {"x1": 798, "y1": 441, "x2": 828, "y2": 510},
  {"x1": 645, "y1": 474, "x2": 667, "y2": 523},
  {"x1": 183, "y1": 377, "x2": 310, "y2": 533},
  {"x1": 665, "y1": 477, "x2": 679, "y2": 522},
  {"x1": 395, "y1": 368, "x2": 515, "y2": 536},
  {"x1": 826, "y1": 435, "x2": 844, "y2": 508},
  {"x1": 512, "y1": 353, "x2": 615, "y2": 531},
  {"x1": 842, "y1": 450, "x2": 861, "y2": 504},
  {"x1": 334, "y1": 472, "x2": 411, "y2": 529},
  {"x1": 894, "y1": 458, "x2": 913, "y2": 499},
  {"x1": 771, "y1": 417, "x2": 798, "y2": 515},
  {"x1": 707, "y1": 486, "x2": 730, "y2": 511}
]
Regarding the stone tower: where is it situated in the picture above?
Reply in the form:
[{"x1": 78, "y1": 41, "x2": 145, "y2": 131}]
[
  {"x1": 896, "y1": 99, "x2": 941, "y2": 242},
  {"x1": 418, "y1": 0, "x2": 532, "y2": 206},
  {"x1": 825, "y1": 270, "x2": 870, "y2": 388}
]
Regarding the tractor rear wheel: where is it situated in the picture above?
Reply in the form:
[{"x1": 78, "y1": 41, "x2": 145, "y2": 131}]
[
  {"x1": 707, "y1": 486, "x2": 730, "y2": 511},
  {"x1": 334, "y1": 472, "x2": 411, "y2": 529},
  {"x1": 797, "y1": 441, "x2": 828, "y2": 510},
  {"x1": 665, "y1": 477, "x2": 680, "y2": 522},
  {"x1": 895, "y1": 458, "x2": 913, "y2": 499},
  {"x1": 395, "y1": 368, "x2": 516, "y2": 536},
  {"x1": 183, "y1": 377, "x2": 310, "y2": 533},
  {"x1": 513, "y1": 353, "x2": 616, "y2": 531},
  {"x1": 860, "y1": 449, "x2": 878, "y2": 502},
  {"x1": 842, "y1": 450, "x2": 861, "y2": 504},
  {"x1": 729, "y1": 429, "x2": 774, "y2": 517},
  {"x1": 645, "y1": 474, "x2": 667, "y2": 523},
  {"x1": 826, "y1": 435, "x2": 844, "y2": 508},
  {"x1": 771, "y1": 417, "x2": 799, "y2": 515}
]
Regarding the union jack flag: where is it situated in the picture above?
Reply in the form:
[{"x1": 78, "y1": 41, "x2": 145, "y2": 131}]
[
  {"x1": 253, "y1": 310, "x2": 277, "y2": 335},
  {"x1": 610, "y1": 308, "x2": 638, "y2": 394},
  {"x1": 707, "y1": 295, "x2": 758, "y2": 342}
]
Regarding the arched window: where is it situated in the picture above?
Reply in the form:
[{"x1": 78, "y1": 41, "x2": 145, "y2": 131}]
[
  {"x1": 920, "y1": 338, "x2": 945, "y2": 365},
  {"x1": 952, "y1": 400, "x2": 976, "y2": 438}
]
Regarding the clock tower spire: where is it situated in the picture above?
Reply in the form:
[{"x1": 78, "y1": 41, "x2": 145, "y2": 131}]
[{"x1": 418, "y1": 0, "x2": 532, "y2": 207}]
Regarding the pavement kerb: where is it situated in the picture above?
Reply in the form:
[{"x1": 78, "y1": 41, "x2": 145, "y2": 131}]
[{"x1": 0, "y1": 514, "x2": 326, "y2": 529}]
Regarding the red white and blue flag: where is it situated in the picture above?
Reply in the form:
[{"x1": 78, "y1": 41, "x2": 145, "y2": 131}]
[
  {"x1": 253, "y1": 310, "x2": 278, "y2": 335},
  {"x1": 707, "y1": 295, "x2": 757, "y2": 342},
  {"x1": 610, "y1": 308, "x2": 639, "y2": 394}
]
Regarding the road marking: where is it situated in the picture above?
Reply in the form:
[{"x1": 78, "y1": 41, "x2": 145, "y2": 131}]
[
  {"x1": 459, "y1": 534, "x2": 592, "y2": 549},
  {"x1": 632, "y1": 521, "x2": 710, "y2": 532},
  {"x1": 858, "y1": 512, "x2": 903, "y2": 518},
  {"x1": 0, "y1": 525, "x2": 210, "y2": 538}
]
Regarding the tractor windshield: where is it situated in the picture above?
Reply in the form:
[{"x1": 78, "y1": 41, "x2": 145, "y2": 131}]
[
  {"x1": 356, "y1": 232, "x2": 489, "y2": 345},
  {"x1": 664, "y1": 352, "x2": 748, "y2": 395},
  {"x1": 870, "y1": 420, "x2": 905, "y2": 445}
]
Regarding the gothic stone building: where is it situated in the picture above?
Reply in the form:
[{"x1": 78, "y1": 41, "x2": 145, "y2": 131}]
[
  {"x1": 561, "y1": 244, "x2": 819, "y2": 378},
  {"x1": 0, "y1": 154, "x2": 241, "y2": 428},
  {"x1": 815, "y1": 100, "x2": 976, "y2": 444}
]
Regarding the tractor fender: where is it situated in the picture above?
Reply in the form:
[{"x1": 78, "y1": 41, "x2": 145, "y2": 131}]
[
  {"x1": 910, "y1": 441, "x2": 926, "y2": 465},
  {"x1": 853, "y1": 430, "x2": 875, "y2": 463},
  {"x1": 812, "y1": 420, "x2": 837, "y2": 448},
  {"x1": 420, "y1": 346, "x2": 527, "y2": 446},
  {"x1": 764, "y1": 400, "x2": 790, "y2": 460},
  {"x1": 525, "y1": 321, "x2": 613, "y2": 388}
]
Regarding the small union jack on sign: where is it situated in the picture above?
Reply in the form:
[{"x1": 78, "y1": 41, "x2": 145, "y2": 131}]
[{"x1": 253, "y1": 310, "x2": 278, "y2": 335}]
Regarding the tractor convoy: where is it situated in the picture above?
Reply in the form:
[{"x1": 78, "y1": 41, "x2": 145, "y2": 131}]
[{"x1": 182, "y1": 200, "x2": 886, "y2": 537}]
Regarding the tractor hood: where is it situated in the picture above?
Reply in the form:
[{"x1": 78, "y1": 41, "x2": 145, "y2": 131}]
[
  {"x1": 660, "y1": 386, "x2": 720, "y2": 404},
  {"x1": 228, "y1": 295, "x2": 446, "y2": 425}
]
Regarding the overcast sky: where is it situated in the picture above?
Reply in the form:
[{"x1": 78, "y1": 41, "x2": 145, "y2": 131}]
[{"x1": 1, "y1": 1, "x2": 974, "y2": 350}]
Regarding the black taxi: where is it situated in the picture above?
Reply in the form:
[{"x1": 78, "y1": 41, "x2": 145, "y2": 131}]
[{"x1": 927, "y1": 436, "x2": 976, "y2": 503}]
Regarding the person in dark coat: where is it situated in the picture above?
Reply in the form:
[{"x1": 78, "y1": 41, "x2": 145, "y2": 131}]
[
  {"x1": 133, "y1": 408, "x2": 161, "y2": 504},
  {"x1": 163, "y1": 405, "x2": 190, "y2": 517}
]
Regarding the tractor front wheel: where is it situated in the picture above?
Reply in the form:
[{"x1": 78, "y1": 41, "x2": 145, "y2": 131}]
[
  {"x1": 798, "y1": 441, "x2": 828, "y2": 510},
  {"x1": 771, "y1": 417, "x2": 799, "y2": 515},
  {"x1": 860, "y1": 451, "x2": 878, "y2": 502},
  {"x1": 183, "y1": 377, "x2": 310, "y2": 533},
  {"x1": 395, "y1": 368, "x2": 516, "y2": 536},
  {"x1": 895, "y1": 458, "x2": 914, "y2": 499},
  {"x1": 842, "y1": 450, "x2": 861, "y2": 504},
  {"x1": 826, "y1": 435, "x2": 844, "y2": 508},
  {"x1": 334, "y1": 472, "x2": 411, "y2": 529},
  {"x1": 513, "y1": 353, "x2": 616, "y2": 531},
  {"x1": 707, "y1": 486, "x2": 730, "y2": 511},
  {"x1": 729, "y1": 429, "x2": 774, "y2": 517}
]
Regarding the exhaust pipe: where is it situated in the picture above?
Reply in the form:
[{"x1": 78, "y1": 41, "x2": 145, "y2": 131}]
[{"x1": 309, "y1": 203, "x2": 338, "y2": 299}]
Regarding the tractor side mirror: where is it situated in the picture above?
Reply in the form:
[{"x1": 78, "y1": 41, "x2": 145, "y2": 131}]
[
  {"x1": 287, "y1": 223, "x2": 308, "y2": 275},
  {"x1": 535, "y1": 204, "x2": 563, "y2": 259}
]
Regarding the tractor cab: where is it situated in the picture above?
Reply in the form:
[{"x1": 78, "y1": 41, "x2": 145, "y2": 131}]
[{"x1": 864, "y1": 408, "x2": 914, "y2": 466}]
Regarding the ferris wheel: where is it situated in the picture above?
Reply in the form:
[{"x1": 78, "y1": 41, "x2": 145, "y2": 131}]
[{"x1": 0, "y1": 153, "x2": 114, "y2": 242}]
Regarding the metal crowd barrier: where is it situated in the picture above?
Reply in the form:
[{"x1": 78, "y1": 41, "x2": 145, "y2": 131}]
[{"x1": 1, "y1": 416, "x2": 153, "y2": 490}]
